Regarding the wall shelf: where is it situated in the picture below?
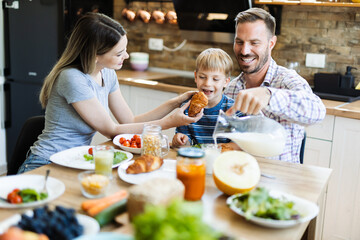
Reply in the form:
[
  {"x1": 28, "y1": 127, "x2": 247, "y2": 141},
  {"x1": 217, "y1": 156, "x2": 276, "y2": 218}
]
[{"x1": 255, "y1": 1, "x2": 360, "y2": 7}]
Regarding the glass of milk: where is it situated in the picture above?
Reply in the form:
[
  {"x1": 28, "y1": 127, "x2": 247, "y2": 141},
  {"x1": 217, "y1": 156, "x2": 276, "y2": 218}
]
[
  {"x1": 201, "y1": 144, "x2": 222, "y2": 175},
  {"x1": 94, "y1": 145, "x2": 114, "y2": 179}
]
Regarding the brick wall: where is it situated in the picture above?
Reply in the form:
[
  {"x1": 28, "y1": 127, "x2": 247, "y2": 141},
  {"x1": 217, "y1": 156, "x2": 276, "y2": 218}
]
[{"x1": 114, "y1": 0, "x2": 360, "y2": 86}]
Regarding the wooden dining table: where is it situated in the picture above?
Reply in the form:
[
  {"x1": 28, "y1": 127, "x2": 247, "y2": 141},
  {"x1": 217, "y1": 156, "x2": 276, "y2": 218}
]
[{"x1": 1, "y1": 141, "x2": 332, "y2": 240}]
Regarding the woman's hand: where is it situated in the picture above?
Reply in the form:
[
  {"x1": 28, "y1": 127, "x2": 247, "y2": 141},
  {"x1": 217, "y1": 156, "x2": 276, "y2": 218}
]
[
  {"x1": 173, "y1": 91, "x2": 197, "y2": 107},
  {"x1": 163, "y1": 101, "x2": 203, "y2": 128},
  {"x1": 172, "y1": 133, "x2": 189, "y2": 148}
]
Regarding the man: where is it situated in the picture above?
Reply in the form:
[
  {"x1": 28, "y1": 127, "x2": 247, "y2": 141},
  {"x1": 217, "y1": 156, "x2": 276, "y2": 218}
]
[{"x1": 224, "y1": 8, "x2": 326, "y2": 163}]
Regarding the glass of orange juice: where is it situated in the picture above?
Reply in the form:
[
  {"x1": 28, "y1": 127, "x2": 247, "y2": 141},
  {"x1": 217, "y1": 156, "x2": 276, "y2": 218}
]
[
  {"x1": 176, "y1": 148, "x2": 206, "y2": 201},
  {"x1": 94, "y1": 145, "x2": 114, "y2": 179}
]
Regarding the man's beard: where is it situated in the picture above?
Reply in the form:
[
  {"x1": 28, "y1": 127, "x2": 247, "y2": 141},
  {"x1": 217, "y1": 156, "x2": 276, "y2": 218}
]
[{"x1": 238, "y1": 47, "x2": 270, "y2": 74}]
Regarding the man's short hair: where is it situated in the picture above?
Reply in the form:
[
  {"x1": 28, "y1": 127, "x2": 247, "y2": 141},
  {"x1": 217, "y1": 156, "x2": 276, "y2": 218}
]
[{"x1": 235, "y1": 7, "x2": 276, "y2": 37}]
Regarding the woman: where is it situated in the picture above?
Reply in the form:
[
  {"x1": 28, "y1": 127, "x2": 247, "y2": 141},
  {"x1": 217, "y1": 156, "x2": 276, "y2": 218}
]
[{"x1": 18, "y1": 13, "x2": 202, "y2": 173}]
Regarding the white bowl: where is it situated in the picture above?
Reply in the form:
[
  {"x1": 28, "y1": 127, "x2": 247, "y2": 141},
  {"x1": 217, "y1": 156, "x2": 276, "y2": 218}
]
[
  {"x1": 130, "y1": 62, "x2": 148, "y2": 71},
  {"x1": 130, "y1": 52, "x2": 149, "y2": 71},
  {"x1": 113, "y1": 134, "x2": 142, "y2": 154},
  {"x1": 130, "y1": 52, "x2": 149, "y2": 61}
]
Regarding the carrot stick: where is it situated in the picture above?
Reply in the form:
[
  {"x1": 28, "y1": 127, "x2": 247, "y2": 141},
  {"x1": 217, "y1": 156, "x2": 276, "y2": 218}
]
[
  {"x1": 81, "y1": 190, "x2": 128, "y2": 212},
  {"x1": 87, "y1": 190, "x2": 128, "y2": 217}
]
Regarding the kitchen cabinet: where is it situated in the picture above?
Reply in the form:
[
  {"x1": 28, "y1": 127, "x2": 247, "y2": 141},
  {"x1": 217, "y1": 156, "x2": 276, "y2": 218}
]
[
  {"x1": 304, "y1": 115, "x2": 334, "y2": 240},
  {"x1": 304, "y1": 115, "x2": 360, "y2": 239},
  {"x1": 91, "y1": 84, "x2": 178, "y2": 145},
  {"x1": 322, "y1": 116, "x2": 360, "y2": 240}
]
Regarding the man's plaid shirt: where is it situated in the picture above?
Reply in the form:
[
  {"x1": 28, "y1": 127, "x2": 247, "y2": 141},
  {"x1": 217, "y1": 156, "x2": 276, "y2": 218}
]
[{"x1": 224, "y1": 58, "x2": 326, "y2": 163}]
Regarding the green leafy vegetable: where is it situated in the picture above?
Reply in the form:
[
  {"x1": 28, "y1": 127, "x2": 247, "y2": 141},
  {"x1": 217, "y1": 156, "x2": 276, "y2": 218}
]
[
  {"x1": 83, "y1": 151, "x2": 128, "y2": 165},
  {"x1": 18, "y1": 188, "x2": 48, "y2": 203},
  {"x1": 84, "y1": 154, "x2": 94, "y2": 162},
  {"x1": 231, "y1": 187, "x2": 300, "y2": 220},
  {"x1": 133, "y1": 200, "x2": 221, "y2": 240},
  {"x1": 113, "y1": 151, "x2": 128, "y2": 164}
]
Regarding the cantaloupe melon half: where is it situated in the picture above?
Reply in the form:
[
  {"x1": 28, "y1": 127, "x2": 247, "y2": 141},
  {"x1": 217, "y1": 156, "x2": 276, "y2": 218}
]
[{"x1": 213, "y1": 151, "x2": 261, "y2": 195}]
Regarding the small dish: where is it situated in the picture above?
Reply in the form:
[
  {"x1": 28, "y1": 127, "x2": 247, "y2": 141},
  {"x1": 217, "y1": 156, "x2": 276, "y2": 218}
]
[
  {"x1": 74, "y1": 232, "x2": 133, "y2": 240},
  {"x1": 113, "y1": 134, "x2": 142, "y2": 154},
  {"x1": 78, "y1": 171, "x2": 110, "y2": 198}
]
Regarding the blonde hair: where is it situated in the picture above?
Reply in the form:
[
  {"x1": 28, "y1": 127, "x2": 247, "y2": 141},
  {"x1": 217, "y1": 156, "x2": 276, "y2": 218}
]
[
  {"x1": 39, "y1": 12, "x2": 126, "y2": 108},
  {"x1": 195, "y1": 48, "x2": 233, "y2": 78}
]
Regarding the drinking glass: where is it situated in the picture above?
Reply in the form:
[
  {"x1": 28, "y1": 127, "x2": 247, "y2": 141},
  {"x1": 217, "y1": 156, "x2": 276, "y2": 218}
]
[
  {"x1": 201, "y1": 144, "x2": 222, "y2": 175},
  {"x1": 94, "y1": 145, "x2": 114, "y2": 179}
]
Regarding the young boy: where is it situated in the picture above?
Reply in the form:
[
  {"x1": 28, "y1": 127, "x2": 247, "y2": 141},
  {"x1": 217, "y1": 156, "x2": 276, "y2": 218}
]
[{"x1": 172, "y1": 48, "x2": 243, "y2": 147}]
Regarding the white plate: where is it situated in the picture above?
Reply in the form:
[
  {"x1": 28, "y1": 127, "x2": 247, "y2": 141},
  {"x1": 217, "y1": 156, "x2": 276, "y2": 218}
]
[
  {"x1": 74, "y1": 232, "x2": 133, "y2": 240},
  {"x1": 0, "y1": 175, "x2": 65, "y2": 209},
  {"x1": 226, "y1": 190, "x2": 319, "y2": 228},
  {"x1": 113, "y1": 134, "x2": 142, "y2": 154},
  {"x1": 50, "y1": 146, "x2": 133, "y2": 170},
  {"x1": 117, "y1": 159, "x2": 176, "y2": 184},
  {"x1": 0, "y1": 210, "x2": 99, "y2": 235}
]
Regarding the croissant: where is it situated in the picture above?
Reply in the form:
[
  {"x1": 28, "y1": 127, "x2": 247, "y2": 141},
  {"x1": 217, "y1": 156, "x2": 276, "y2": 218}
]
[
  {"x1": 126, "y1": 154, "x2": 164, "y2": 174},
  {"x1": 219, "y1": 143, "x2": 234, "y2": 152},
  {"x1": 188, "y1": 92, "x2": 208, "y2": 117}
]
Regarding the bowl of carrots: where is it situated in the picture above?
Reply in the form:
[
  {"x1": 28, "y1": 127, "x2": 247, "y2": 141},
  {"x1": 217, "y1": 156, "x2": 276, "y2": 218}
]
[{"x1": 78, "y1": 171, "x2": 110, "y2": 198}]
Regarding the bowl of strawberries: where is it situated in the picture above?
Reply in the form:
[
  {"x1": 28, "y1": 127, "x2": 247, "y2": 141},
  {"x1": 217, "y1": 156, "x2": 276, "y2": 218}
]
[{"x1": 113, "y1": 134, "x2": 142, "y2": 154}]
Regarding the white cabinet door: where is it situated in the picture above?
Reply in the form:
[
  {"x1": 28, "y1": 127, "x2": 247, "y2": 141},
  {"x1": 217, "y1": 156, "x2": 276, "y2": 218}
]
[
  {"x1": 322, "y1": 117, "x2": 360, "y2": 240},
  {"x1": 119, "y1": 84, "x2": 131, "y2": 103},
  {"x1": 303, "y1": 138, "x2": 332, "y2": 240},
  {"x1": 306, "y1": 115, "x2": 335, "y2": 141},
  {"x1": 128, "y1": 86, "x2": 178, "y2": 115},
  {"x1": 303, "y1": 138, "x2": 332, "y2": 168},
  {"x1": 128, "y1": 86, "x2": 178, "y2": 140}
]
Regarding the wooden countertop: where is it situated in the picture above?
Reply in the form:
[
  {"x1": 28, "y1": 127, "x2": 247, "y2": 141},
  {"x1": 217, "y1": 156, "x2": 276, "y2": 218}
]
[
  {"x1": 116, "y1": 69, "x2": 196, "y2": 94},
  {"x1": 117, "y1": 70, "x2": 360, "y2": 120}
]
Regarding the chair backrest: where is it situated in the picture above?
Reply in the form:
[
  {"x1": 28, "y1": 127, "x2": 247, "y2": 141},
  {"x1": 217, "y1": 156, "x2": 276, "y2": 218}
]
[
  {"x1": 299, "y1": 131, "x2": 306, "y2": 164},
  {"x1": 7, "y1": 115, "x2": 45, "y2": 175}
]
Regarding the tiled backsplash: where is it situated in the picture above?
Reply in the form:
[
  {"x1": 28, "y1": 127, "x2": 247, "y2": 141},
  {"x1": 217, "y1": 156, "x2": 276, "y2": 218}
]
[{"x1": 114, "y1": 0, "x2": 360, "y2": 86}]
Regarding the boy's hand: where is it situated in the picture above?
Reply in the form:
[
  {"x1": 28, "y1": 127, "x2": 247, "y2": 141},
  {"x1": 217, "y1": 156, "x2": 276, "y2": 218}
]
[{"x1": 172, "y1": 133, "x2": 189, "y2": 148}]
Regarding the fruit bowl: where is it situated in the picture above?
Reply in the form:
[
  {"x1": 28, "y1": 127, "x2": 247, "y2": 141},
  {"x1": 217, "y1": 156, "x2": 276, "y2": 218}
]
[{"x1": 113, "y1": 134, "x2": 142, "y2": 154}]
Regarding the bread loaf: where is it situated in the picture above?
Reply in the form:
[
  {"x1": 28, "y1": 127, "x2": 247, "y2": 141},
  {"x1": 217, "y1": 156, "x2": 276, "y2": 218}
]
[{"x1": 127, "y1": 178, "x2": 185, "y2": 221}]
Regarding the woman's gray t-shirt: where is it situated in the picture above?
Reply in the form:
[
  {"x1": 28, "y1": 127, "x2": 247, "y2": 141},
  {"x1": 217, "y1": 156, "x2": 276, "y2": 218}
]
[{"x1": 31, "y1": 68, "x2": 119, "y2": 159}]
